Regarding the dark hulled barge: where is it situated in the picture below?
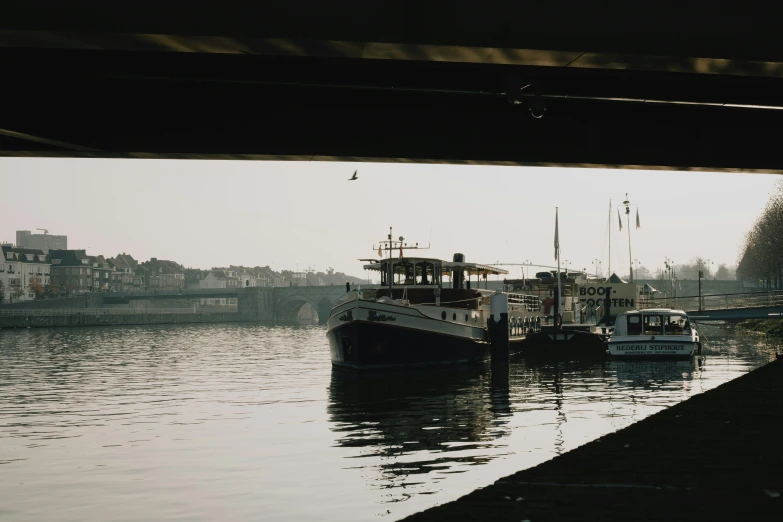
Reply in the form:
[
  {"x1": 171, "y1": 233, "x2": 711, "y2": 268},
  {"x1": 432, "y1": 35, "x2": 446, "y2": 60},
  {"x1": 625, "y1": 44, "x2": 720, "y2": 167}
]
[{"x1": 326, "y1": 232, "x2": 543, "y2": 370}]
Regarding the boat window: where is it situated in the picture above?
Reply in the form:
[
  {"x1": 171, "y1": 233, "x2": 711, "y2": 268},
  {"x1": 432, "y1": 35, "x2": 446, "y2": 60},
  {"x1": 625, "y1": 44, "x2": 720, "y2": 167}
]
[
  {"x1": 664, "y1": 315, "x2": 682, "y2": 334},
  {"x1": 415, "y1": 262, "x2": 437, "y2": 285},
  {"x1": 627, "y1": 314, "x2": 642, "y2": 335},
  {"x1": 393, "y1": 262, "x2": 415, "y2": 285},
  {"x1": 664, "y1": 315, "x2": 690, "y2": 335},
  {"x1": 643, "y1": 315, "x2": 663, "y2": 335}
]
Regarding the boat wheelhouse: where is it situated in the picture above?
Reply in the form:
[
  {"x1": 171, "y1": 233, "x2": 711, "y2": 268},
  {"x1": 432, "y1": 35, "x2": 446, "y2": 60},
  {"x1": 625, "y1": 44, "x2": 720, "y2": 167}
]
[
  {"x1": 608, "y1": 308, "x2": 700, "y2": 358},
  {"x1": 326, "y1": 241, "x2": 543, "y2": 370}
]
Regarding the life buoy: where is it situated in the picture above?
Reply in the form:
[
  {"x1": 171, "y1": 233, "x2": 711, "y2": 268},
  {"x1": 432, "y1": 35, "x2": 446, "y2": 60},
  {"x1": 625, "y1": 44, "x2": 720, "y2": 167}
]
[{"x1": 554, "y1": 313, "x2": 563, "y2": 329}]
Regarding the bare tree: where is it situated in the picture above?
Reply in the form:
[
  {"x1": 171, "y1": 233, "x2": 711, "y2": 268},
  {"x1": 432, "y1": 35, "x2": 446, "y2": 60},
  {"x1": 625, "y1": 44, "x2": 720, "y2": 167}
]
[{"x1": 738, "y1": 180, "x2": 783, "y2": 289}]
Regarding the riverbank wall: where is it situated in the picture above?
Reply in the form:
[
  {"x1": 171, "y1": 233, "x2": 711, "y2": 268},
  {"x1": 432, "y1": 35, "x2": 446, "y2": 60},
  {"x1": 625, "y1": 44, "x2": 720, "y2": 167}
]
[
  {"x1": 736, "y1": 317, "x2": 783, "y2": 336},
  {"x1": 0, "y1": 295, "x2": 101, "y2": 310},
  {"x1": 0, "y1": 311, "x2": 239, "y2": 329},
  {"x1": 404, "y1": 358, "x2": 783, "y2": 521}
]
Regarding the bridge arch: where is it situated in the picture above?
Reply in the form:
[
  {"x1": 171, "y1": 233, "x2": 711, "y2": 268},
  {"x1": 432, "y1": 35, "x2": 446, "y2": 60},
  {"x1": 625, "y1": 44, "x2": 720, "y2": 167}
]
[
  {"x1": 317, "y1": 297, "x2": 334, "y2": 325},
  {"x1": 276, "y1": 294, "x2": 335, "y2": 324}
]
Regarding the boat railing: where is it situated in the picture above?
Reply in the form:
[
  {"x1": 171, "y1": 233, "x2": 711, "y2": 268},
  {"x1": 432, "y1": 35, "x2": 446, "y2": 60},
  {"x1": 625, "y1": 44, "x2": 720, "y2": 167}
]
[
  {"x1": 505, "y1": 292, "x2": 541, "y2": 311},
  {"x1": 357, "y1": 289, "x2": 378, "y2": 300},
  {"x1": 637, "y1": 290, "x2": 783, "y2": 312}
]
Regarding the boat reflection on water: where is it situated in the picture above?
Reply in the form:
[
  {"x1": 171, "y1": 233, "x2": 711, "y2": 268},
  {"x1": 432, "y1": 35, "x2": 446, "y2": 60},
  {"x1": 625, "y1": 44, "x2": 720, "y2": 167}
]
[
  {"x1": 606, "y1": 357, "x2": 706, "y2": 420},
  {"x1": 327, "y1": 356, "x2": 709, "y2": 506},
  {"x1": 517, "y1": 359, "x2": 609, "y2": 455},
  {"x1": 327, "y1": 364, "x2": 511, "y2": 487},
  {"x1": 610, "y1": 357, "x2": 703, "y2": 388}
]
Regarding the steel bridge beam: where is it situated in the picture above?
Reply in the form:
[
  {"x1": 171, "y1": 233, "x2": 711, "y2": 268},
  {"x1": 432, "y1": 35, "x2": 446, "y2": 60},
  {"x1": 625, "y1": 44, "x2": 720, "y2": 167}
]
[{"x1": 3, "y1": 2, "x2": 783, "y2": 171}]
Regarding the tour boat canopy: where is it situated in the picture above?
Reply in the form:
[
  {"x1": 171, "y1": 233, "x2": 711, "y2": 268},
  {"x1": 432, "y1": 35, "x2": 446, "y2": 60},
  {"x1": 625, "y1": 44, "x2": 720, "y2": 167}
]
[
  {"x1": 360, "y1": 257, "x2": 508, "y2": 276},
  {"x1": 442, "y1": 261, "x2": 509, "y2": 276}
]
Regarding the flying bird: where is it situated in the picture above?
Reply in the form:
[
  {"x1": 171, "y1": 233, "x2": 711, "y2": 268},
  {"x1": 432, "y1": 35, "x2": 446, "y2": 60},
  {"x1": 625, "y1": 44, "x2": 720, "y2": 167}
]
[{"x1": 348, "y1": 170, "x2": 358, "y2": 181}]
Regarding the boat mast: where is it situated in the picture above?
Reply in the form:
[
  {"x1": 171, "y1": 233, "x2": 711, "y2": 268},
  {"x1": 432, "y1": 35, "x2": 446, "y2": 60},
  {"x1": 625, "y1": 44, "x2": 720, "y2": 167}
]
[
  {"x1": 608, "y1": 197, "x2": 611, "y2": 277},
  {"x1": 623, "y1": 194, "x2": 633, "y2": 283},
  {"x1": 387, "y1": 226, "x2": 393, "y2": 292}
]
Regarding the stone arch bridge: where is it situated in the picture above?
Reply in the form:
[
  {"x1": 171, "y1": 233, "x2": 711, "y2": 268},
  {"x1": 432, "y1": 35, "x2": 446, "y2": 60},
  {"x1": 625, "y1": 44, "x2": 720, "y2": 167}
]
[
  {"x1": 241, "y1": 285, "x2": 378, "y2": 324},
  {"x1": 100, "y1": 285, "x2": 375, "y2": 323}
]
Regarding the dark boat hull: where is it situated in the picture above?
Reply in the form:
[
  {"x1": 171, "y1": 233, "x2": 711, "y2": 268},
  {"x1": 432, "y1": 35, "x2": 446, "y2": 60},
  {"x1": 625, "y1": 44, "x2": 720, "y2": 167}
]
[
  {"x1": 327, "y1": 320, "x2": 492, "y2": 370},
  {"x1": 523, "y1": 327, "x2": 608, "y2": 360}
]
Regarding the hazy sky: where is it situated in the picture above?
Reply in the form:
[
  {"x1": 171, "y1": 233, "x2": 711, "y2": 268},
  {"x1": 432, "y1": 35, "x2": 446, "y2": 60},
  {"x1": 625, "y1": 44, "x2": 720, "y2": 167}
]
[{"x1": 1, "y1": 158, "x2": 779, "y2": 280}]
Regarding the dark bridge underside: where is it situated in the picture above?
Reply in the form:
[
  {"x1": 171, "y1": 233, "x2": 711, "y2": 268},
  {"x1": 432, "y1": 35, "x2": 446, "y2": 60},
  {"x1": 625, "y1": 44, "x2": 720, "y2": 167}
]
[{"x1": 4, "y1": 3, "x2": 783, "y2": 172}]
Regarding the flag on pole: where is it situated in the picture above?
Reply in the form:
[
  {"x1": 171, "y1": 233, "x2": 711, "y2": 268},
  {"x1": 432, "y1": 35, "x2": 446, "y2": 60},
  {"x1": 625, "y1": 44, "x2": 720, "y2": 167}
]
[
  {"x1": 399, "y1": 244, "x2": 404, "y2": 259},
  {"x1": 617, "y1": 208, "x2": 623, "y2": 231},
  {"x1": 554, "y1": 208, "x2": 560, "y2": 260},
  {"x1": 377, "y1": 246, "x2": 382, "y2": 257},
  {"x1": 636, "y1": 208, "x2": 641, "y2": 229}
]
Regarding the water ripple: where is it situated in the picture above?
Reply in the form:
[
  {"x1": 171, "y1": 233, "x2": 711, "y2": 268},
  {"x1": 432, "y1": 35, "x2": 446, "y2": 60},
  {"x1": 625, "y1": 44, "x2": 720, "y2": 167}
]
[{"x1": 0, "y1": 323, "x2": 778, "y2": 521}]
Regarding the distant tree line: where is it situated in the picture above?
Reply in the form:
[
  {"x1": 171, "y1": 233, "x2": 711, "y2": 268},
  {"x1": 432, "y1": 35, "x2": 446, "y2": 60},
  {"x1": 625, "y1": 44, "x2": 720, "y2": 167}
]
[
  {"x1": 738, "y1": 180, "x2": 783, "y2": 289},
  {"x1": 621, "y1": 258, "x2": 735, "y2": 283}
]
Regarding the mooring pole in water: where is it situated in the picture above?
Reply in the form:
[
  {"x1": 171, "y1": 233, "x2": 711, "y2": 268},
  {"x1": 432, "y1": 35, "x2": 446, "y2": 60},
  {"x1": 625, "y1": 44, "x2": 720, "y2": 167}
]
[
  {"x1": 489, "y1": 293, "x2": 509, "y2": 363},
  {"x1": 601, "y1": 288, "x2": 612, "y2": 324},
  {"x1": 490, "y1": 361, "x2": 511, "y2": 415}
]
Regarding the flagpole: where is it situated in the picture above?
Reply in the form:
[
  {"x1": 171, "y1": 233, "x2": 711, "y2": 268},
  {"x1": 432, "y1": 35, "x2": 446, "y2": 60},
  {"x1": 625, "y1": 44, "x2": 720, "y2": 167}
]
[{"x1": 624, "y1": 194, "x2": 633, "y2": 283}]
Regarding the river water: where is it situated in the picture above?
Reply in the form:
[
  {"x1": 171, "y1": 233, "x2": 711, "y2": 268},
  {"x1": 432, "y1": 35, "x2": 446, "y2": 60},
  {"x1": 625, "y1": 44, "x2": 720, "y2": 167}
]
[{"x1": 0, "y1": 324, "x2": 778, "y2": 521}]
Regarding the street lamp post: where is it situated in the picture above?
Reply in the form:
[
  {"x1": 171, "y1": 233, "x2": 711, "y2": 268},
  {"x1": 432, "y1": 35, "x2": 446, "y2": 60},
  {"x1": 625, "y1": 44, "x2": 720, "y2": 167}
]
[
  {"x1": 623, "y1": 194, "x2": 633, "y2": 283},
  {"x1": 663, "y1": 257, "x2": 676, "y2": 307},
  {"x1": 697, "y1": 259, "x2": 713, "y2": 310}
]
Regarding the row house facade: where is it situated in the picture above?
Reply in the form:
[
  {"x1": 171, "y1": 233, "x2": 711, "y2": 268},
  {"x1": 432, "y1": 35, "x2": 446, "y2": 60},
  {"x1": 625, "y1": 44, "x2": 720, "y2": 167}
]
[
  {"x1": 0, "y1": 246, "x2": 50, "y2": 303},
  {"x1": 256, "y1": 266, "x2": 286, "y2": 287},
  {"x1": 226, "y1": 266, "x2": 262, "y2": 288},
  {"x1": 92, "y1": 255, "x2": 114, "y2": 292},
  {"x1": 199, "y1": 269, "x2": 240, "y2": 305},
  {"x1": 49, "y1": 249, "x2": 103, "y2": 296},
  {"x1": 226, "y1": 265, "x2": 287, "y2": 287},
  {"x1": 184, "y1": 268, "x2": 209, "y2": 290},
  {"x1": 138, "y1": 258, "x2": 185, "y2": 291},
  {"x1": 108, "y1": 253, "x2": 141, "y2": 292}
]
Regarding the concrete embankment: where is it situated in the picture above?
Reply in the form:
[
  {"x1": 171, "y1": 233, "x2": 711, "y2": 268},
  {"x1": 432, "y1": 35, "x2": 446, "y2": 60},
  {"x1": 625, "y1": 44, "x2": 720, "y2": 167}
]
[
  {"x1": 404, "y1": 359, "x2": 783, "y2": 521},
  {"x1": 0, "y1": 312, "x2": 239, "y2": 329}
]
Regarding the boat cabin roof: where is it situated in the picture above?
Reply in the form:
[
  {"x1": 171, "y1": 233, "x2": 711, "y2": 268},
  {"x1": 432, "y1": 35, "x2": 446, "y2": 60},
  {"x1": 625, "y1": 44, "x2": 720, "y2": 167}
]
[
  {"x1": 623, "y1": 308, "x2": 688, "y2": 315},
  {"x1": 443, "y1": 261, "x2": 508, "y2": 276},
  {"x1": 361, "y1": 257, "x2": 508, "y2": 276}
]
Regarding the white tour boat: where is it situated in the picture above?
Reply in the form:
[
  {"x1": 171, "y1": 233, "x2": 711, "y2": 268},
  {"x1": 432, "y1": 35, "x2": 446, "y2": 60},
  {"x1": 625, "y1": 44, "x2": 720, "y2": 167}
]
[{"x1": 608, "y1": 308, "x2": 700, "y2": 358}]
